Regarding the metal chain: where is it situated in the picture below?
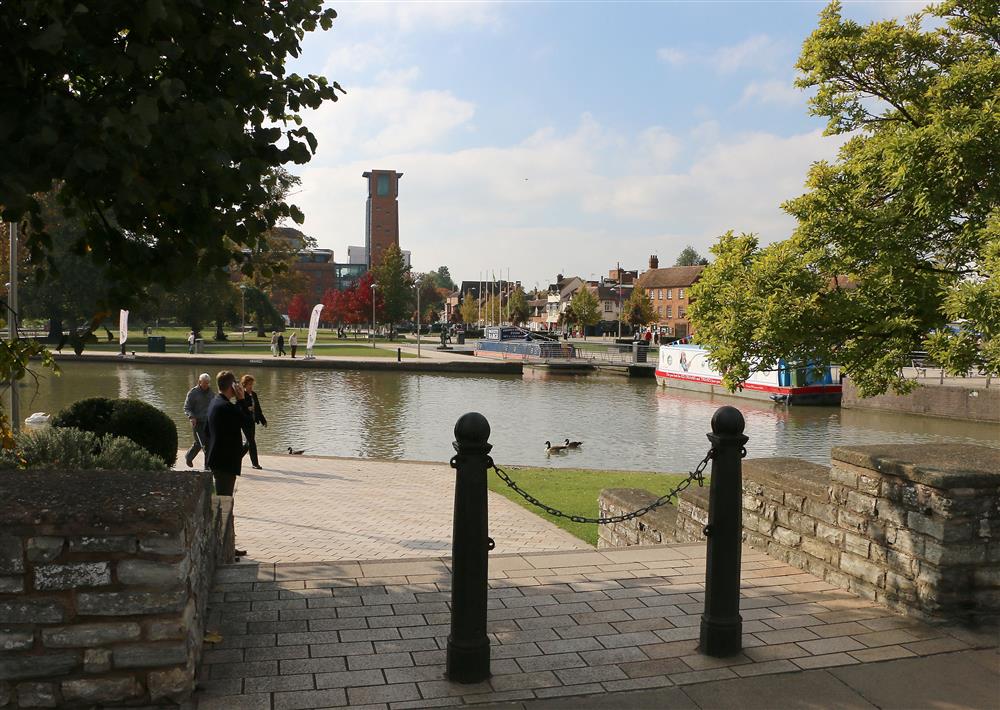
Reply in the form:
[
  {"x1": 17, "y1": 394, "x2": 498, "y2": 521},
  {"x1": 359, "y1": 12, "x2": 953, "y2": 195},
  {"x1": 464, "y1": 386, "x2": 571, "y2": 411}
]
[{"x1": 490, "y1": 447, "x2": 713, "y2": 525}]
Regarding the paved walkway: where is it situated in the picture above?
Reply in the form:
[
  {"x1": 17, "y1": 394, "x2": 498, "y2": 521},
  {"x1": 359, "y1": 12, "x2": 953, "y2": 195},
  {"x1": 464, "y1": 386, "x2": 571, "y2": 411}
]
[
  {"x1": 194, "y1": 544, "x2": 998, "y2": 709},
  {"x1": 214, "y1": 453, "x2": 588, "y2": 563}
]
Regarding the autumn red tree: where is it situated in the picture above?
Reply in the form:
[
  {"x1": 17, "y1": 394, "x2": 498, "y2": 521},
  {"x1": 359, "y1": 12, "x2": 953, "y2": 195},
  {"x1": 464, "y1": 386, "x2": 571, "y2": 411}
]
[{"x1": 287, "y1": 294, "x2": 311, "y2": 326}]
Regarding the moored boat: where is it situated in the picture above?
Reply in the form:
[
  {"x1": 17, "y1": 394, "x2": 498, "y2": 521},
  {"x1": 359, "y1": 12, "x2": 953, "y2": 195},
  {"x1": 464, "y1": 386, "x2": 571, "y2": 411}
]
[
  {"x1": 655, "y1": 343, "x2": 842, "y2": 405},
  {"x1": 474, "y1": 326, "x2": 577, "y2": 361}
]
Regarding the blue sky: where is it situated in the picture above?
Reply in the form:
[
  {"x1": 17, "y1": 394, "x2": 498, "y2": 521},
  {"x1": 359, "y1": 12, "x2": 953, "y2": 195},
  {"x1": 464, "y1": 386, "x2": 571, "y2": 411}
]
[{"x1": 290, "y1": 1, "x2": 922, "y2": 290}]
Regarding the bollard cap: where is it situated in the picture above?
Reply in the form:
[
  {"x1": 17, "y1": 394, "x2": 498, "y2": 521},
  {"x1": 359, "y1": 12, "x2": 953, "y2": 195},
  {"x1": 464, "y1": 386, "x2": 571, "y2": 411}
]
[
  {"x1": 454, "y1": 412, "x2": 491, "y2": 446},
  {"x1": 711, "y1": 406, "x2": 745, "y2": 436}
]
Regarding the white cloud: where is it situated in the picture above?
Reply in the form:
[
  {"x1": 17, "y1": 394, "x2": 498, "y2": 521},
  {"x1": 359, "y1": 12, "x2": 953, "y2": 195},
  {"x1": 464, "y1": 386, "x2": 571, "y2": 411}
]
[
  {"x1": 339, "y1": 1, "x2": 502, "y2": 33},
  {"x1": 739, "y1": 78, "x2": 803, "y2": 107},
  {"x1": 294, "y1": 93, "x2": 843, "y2": 284},
  {"x1": 321, "y1": 40, "x2": 392, "y2": 76},
  {"x1": 656, "y1": 47, "x2": 687, "y2": 66},
  {"x1": 712, "y1": 34, "x2": 784, "y2": 73}
]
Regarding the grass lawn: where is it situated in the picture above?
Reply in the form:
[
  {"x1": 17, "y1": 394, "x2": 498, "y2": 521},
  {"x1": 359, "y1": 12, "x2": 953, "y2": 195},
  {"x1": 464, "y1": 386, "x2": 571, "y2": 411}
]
[
  {"x1": 487, "y1": 466, "x2": 689, "y2": 546},
  {"x1": 86, "y1": 341, "x2": 415, "y2": 358}
]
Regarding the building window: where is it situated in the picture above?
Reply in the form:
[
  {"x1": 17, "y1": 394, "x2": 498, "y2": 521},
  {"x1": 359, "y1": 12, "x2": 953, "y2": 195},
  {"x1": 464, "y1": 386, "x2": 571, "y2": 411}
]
[
  {"x1": 604, "y1": 301, "x2": 612, "y2": 312},
  {"x1": 655, "y1": 289, "x2": 661, "y2": 300},
  {"x1": 657, "y1": 305, "x2": 662, "y2": 316},
  {"x1": 377, "y1": 174, "x2": 390, "y2": 196},
  {"x1": 678, "y1": 288, "x2": 685, "y2": 299},
  {"x1": 679, "y1": 306, "x2": 686, "y2": 318},
  {"x1": 666, "y1": 306, "x2": 673, "y2": 318},
  {"x1": 666, "y1": 289, "x2": 672, "y2": 299}
]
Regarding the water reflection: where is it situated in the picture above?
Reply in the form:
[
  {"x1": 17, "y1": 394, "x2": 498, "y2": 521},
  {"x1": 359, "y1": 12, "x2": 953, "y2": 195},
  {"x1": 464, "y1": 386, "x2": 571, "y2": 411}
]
[{"x1": 19, "y1": 361, "x2": 999, "y2": 471}]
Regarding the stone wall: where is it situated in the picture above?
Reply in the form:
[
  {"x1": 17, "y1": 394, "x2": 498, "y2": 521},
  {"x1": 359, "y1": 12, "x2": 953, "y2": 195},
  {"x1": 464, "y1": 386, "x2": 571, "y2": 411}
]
[
  {"x1": 842, "y1": 376, "x2": 1000, "y2": 423},
  {"x1": 597, "y1": 489, "x2": 678, "y2": 548},
  {"x1": 599, "y1": 444, "x2": 1000, "y2": 622},
  {"x1": 0, "y1": 470, "x2": 234, "y2": 708}
]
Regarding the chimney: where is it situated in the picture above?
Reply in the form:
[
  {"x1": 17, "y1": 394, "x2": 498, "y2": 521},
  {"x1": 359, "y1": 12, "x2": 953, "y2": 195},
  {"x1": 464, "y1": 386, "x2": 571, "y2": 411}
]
[
  {"x1": 556, "y1": 273, "x2": 563, "y2": 283},
  {"x1": 649, "y1": 255, "x2": 659, "y2": 270}
]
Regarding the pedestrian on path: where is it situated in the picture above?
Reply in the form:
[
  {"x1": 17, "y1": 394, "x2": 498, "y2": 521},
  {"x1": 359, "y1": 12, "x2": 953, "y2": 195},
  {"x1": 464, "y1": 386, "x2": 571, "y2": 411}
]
[
  {"x1": 240, "y1": 374, "x2": 266, "y2": 470},
  {"x1": 289, "y1": 331, "x2": 298, "y2": 358},
  {"x1": 182, "y1": 373, "x2": 213, "y2": 467},
  {"x1": 270, "y1": 331, "x2": 278, "y2": 357},
  {"x1": 187, "y1": 331, "x2": 196, "y2": 354},
  {"x1": 277, "y1": 332, "x2": 286, "y2": 357},
  {"x1": 206, "y1": 370, "x2": 253, "y2": 557}
]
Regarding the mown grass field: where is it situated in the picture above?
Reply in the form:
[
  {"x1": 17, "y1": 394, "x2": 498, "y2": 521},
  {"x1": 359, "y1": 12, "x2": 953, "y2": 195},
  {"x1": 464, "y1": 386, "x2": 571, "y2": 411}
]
[{"x1": 487, "y1": 466, "x2": 688, "y2": 546}]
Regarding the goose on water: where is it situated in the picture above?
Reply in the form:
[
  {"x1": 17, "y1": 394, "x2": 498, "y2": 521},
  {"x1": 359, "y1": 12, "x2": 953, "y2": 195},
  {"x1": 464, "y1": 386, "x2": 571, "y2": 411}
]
[
  {"x1": 288, "y1": 447, "x2": 305, "y2": 455},
  {"x1": 564, "y1": 439, "x2": 583, "y2": 449},
  {"x1": 544, "y1": 441, "x2": 568, "y2": 453}
]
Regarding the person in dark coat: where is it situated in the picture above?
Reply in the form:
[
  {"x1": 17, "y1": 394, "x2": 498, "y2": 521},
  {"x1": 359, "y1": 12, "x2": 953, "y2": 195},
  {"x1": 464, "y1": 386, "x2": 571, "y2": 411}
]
[
  {"x1": 240, "y1": 374, "x2": 267, "y2": 470},
  {"x1": 206, "y1": 371, "x2": 252, "y2": 493},
  {"x1": 277, "y1": 332, "x2": 286, "y2": 356}
]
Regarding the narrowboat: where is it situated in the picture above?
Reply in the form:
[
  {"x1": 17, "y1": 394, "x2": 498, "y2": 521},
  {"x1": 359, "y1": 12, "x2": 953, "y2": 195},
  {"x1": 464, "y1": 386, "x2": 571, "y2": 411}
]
[
  {"x1": 655, "y1": 343, "x2": 842, "y2": 405},
  {"x1": 474, "y1": 326, "x2": 577, "y2": 361}
]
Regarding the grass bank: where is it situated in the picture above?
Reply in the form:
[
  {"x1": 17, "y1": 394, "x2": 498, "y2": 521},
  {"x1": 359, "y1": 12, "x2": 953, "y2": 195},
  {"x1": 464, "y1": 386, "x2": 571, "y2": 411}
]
[{"x1": 487, "y1": 466, "x2": 687, "y2": 546}]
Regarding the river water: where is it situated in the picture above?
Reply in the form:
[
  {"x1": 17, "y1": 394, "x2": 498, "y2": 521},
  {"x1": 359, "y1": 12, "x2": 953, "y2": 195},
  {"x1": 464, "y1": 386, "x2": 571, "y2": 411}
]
[{"x1": 15, "y1": 361, "x2": 998, "y2": 472}]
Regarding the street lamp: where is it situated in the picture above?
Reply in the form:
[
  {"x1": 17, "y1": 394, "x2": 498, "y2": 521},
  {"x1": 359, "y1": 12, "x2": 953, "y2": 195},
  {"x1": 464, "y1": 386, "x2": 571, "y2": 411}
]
[
  {"x1": 7, "y1": 223, "x2": 19, "y2": 433},
  {"x1": 371, "y1": 282, "x2": 377, "y2": 349},
  {"x1": 415, "y1": 275, "x2": 422, "y2": 359},
  {"x1": 239, "y1": 284, "x2": 247, "y2": 349}
]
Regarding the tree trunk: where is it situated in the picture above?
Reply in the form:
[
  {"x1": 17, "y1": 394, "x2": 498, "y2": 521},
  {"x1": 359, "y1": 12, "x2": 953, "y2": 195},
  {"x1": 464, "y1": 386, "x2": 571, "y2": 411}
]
[{"x1": 214, "y1": 320, "x2": 226, "y2": 341}]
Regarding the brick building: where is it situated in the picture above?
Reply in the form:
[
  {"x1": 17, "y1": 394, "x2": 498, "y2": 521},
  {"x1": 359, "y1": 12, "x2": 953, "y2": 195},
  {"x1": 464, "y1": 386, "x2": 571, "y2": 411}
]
[
  {"x1": 635, "y1": 256, "x2": 704, "y2": 338},
  {"x1": 363, "y1": 169, "x2": 403, "y2": 270}
]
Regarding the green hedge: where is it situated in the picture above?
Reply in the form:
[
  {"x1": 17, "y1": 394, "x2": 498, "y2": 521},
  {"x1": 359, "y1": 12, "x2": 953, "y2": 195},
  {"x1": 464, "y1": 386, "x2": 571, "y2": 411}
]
[
  {"x1": 0, "y1": 427, "x2": 168, "y2": 471},
  {"x1": 52, "y1": 397, "x2": 178, "y2": 467}
]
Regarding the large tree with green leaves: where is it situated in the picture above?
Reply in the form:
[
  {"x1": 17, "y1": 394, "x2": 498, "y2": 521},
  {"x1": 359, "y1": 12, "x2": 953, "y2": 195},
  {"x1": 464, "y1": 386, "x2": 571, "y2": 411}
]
[
  {"x1": 690, "y1": 1, "x2": 999, "y2": 396},
  {"x1": 459, "y1": 295, "x2": 479, "y2": 325},
  {"x1": 623, "y1": 286, "x2": 656, "y2": 329},
  {"x1": 507, "y1": 287, "x2": 529, "y2": 325},
  {"x1": 675, "y1": 246, "x2": 709, "y2": 266},
  {"x1": 372, "y1": 243, "x2": 411, "y2": 333},
  {"x1": 1, "y1": 1, "x2": 344, "y2": 302},
  {"x1": 570, "y1": 287, "x2": 600, "y2": 338}
]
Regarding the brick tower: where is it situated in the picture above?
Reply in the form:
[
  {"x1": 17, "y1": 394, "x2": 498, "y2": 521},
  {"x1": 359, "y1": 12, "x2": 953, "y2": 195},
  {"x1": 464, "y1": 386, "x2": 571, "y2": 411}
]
[{"x1": 363, "y1": 170, "x2": 403, "y2": 270}]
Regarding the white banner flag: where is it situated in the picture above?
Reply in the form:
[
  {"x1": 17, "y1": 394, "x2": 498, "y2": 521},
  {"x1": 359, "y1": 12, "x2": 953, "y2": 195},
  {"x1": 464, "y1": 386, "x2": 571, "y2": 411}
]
[
  {"x1": 307, "y1": 304, "x2": 324, "y2": 349},
  {"x1": 119, "y1": 310, "x2": 129, "y2": 345}
]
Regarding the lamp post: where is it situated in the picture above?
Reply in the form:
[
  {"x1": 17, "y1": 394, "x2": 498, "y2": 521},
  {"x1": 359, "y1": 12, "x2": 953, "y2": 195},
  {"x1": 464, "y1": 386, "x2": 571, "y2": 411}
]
[
  {"x1": 371, "y1": 282, "x2": 377, "y2": 349},
  {"x1": 415, "y1": 275, "x2": 422, "y2": 359},
  {"x1": 7, "y1": 223, "x2": 19, "y2": 433},
  {"x1": 240, "y1": 284, "x2": 247, "y2": 349}
]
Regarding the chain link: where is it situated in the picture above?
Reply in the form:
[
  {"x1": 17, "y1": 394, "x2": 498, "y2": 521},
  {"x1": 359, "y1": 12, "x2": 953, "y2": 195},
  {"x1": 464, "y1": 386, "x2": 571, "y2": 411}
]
[{"x1": 491, "y1": 448, "x2": 714, "y2": 525}]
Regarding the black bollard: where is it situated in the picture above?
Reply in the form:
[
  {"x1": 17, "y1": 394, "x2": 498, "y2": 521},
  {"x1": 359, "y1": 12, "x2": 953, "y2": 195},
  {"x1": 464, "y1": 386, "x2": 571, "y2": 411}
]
[
  {"x1": 397, "y1": 347, "x2": 401, "y2": 362},
  {"x1": 447, "y1": 412, "x2": 492, "y2": 683},
  {"x1": 700, "y1": 405, "x2": 749, "y2": 657}
]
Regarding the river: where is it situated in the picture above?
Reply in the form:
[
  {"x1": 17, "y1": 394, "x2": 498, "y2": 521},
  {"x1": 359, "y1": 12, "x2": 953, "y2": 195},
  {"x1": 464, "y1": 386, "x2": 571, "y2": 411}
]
[{"x1": 14, "y1": 361, "x2": 999, "y2": 472}]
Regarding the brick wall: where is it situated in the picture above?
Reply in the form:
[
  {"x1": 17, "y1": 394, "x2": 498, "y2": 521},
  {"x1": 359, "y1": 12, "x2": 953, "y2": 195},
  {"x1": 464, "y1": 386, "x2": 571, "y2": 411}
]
[
  {"x1": 597, "y1": 489, "x2": 678, "y2": 548},
  {"x1": 0, "y1": 470, "x2": 234, "y2": 708},
  {"x1": 600, "y1": 444, "x2": 1000, "y2": 622}
]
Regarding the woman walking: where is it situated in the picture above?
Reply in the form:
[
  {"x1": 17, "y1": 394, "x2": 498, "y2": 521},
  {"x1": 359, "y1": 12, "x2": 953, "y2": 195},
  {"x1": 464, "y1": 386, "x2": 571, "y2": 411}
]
[
  {"x1": 240, "y1": 374, "x2": 267, "y2": 470},
  {"x1": 269, "y1": 331, "x2": 278, "y2": 357},
  {"x1": 289, "y1": 330, "x2": 298, "y2": 358}
]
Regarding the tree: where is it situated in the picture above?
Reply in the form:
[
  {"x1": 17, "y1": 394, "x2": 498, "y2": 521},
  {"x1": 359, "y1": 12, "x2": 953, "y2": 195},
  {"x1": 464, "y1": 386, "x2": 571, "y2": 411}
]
[
  {"x1": 507, "y1": 287, "x2": 529, "y2": 325},
  {"x1": 372, "y1": 244, "x2": 411, "y2": 333},
  {"x1": 675, "y1": 246, "x2": 709, "y2": 266},
  {"x1": 163, "y1": 273, "x2": 238, "y2": 338},
  {"x1": 623, "y1": 286, "x2": 656, "y2": 329},
  {"x1": 570, "y1": 287, "x2": 601, "y2": 338},
  {"x1": 425, "y1": 266, "x2": 456, "y2": 291},
  {"x1": 690, "y1": 1, "x2": 1000, "y2": 396},
  {"x1": 287, "y1": 294, "x2": 311, "y2": 326},
  {"x1": 460, "y1": 296, "x2": 479, "y2": 325},
  {"x1": 1, "y1": 1, "x2": 345, "y2": 304}
]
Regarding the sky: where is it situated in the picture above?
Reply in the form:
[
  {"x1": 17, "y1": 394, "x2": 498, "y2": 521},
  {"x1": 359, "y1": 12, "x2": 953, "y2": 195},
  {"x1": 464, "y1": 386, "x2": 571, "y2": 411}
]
[{"x1": 289, "y1": 0, "x2": 924, "y2": 291}]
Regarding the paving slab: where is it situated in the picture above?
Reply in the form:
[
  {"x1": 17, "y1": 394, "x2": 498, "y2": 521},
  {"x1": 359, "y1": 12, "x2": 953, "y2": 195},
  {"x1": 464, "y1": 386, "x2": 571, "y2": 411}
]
[
  {"x1": 185, "y1": 453, "x2": 589, "y2": 563},
  {"x1": 197, "y1": 545, "x2": 997, "y2": 709}
]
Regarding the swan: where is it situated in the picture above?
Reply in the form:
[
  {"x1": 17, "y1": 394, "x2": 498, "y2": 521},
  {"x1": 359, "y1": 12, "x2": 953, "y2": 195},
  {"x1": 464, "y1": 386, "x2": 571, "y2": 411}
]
[{"x1": 25, "y1": 412, "x2": 50, "y2": 425}]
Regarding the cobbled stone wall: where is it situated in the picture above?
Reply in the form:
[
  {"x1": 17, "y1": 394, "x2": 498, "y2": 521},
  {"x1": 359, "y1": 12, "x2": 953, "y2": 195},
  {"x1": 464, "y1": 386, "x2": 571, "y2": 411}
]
[
  {"x1": 0, "y1": 470, "x2": 234, "y2": 708},
  {"x1": 597, "y1": 488, "x2": 679, "y2": 548},
  {"x1": 602, "y1": 444, "x2": 1000, "y2": 622}
]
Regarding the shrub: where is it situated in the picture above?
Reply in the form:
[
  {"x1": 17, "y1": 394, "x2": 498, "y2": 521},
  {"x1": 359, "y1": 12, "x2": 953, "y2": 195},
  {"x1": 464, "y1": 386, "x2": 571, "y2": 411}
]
[
  {"x1": 52, "y1": 397, "x2": 178, "y2": 467},
  {"x1": 0, "y1": 427, "x2": 168, "y2": 471}
]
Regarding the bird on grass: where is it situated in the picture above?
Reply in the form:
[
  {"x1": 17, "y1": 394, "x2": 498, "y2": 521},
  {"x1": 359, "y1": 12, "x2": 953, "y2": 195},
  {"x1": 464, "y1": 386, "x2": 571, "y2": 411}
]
[
  {"x1": 545, "y1": 441, "x2": 568, "y2": 453},
  {"x1": 288, "y1": 447, "x2": 305, "y2": 455},
  {"x1": 564, "y1": 439, "x2": 583, "y2": 449}
]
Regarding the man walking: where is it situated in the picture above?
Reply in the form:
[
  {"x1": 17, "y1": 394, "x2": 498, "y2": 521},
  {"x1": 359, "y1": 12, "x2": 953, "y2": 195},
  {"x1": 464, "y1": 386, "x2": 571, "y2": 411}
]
[
  {"x1": 277, "y1": 332, "x2": 286, "y2": 357},
  {"x1": 183, "y1": 373, "x2": 213, "y2": 467},
  {"x1": 205, "y1": 371, "x2": 253, "y2": 557}
]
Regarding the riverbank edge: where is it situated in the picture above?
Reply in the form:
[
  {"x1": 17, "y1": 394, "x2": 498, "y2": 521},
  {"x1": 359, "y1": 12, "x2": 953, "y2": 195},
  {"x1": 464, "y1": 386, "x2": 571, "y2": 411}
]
[
  {"x1": 842, "y1": 376, "x2": 999, "y2": 423},
  {"x1": 48, "y1": 351, "x2": 524, "y2": 375}
]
